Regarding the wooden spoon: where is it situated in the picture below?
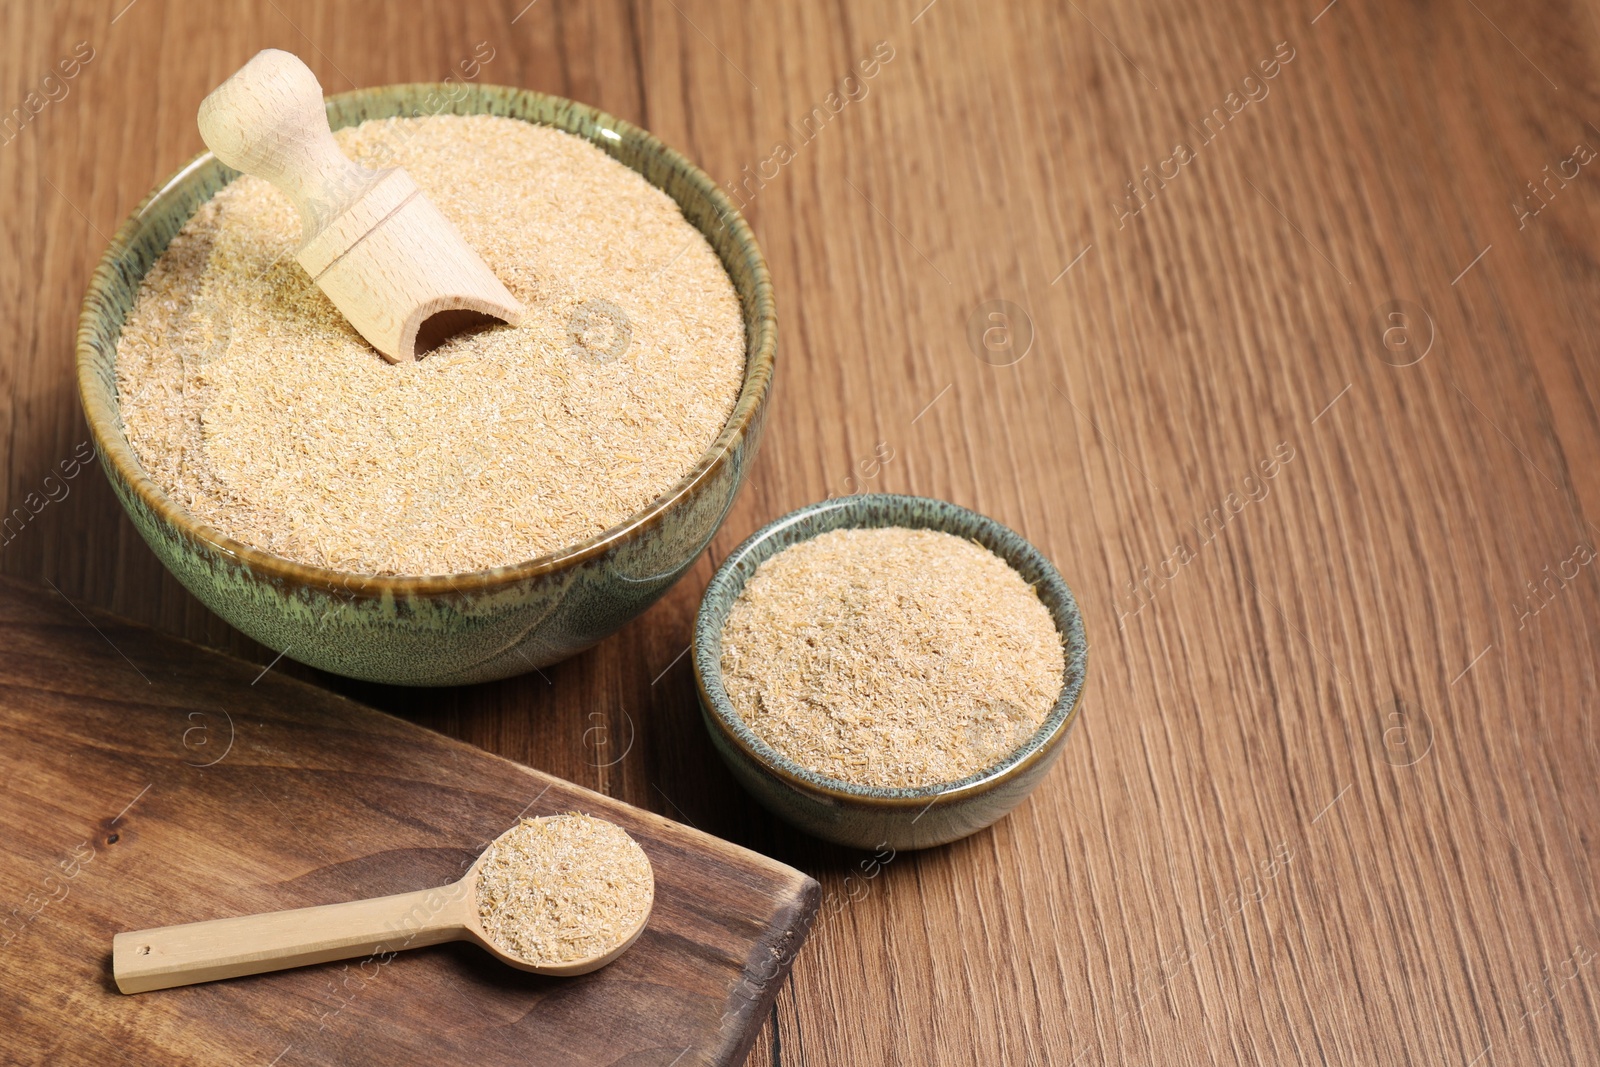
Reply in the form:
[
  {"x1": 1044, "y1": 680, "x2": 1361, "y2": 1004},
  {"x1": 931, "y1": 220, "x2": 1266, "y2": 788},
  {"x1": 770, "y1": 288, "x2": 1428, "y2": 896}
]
[
  {"x1": 196, "y1": 49, "x2": 526, "y2": 363},
  {"x1": 112, "y1": 814, "x2": 654, "y2": 994}
]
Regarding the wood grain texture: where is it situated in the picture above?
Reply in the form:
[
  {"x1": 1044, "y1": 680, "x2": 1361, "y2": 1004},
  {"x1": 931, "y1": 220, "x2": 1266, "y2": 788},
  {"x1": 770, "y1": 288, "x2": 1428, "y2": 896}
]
[
  {"x1": 4, "y1": 0, "x2": 1600, "y2": 1063},
  {"x1": 0, "y1": 576, "x2": 817, "y2": 1065}
]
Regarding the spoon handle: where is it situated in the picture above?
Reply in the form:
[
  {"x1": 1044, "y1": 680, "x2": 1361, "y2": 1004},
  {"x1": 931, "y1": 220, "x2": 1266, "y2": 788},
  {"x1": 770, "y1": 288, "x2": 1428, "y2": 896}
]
[
  {"x1": 113, "y1": 881, "x2": 472, "y2": 993},
  {"x1": 196, "y1": 48, "x2": 377, "y2": 239}
]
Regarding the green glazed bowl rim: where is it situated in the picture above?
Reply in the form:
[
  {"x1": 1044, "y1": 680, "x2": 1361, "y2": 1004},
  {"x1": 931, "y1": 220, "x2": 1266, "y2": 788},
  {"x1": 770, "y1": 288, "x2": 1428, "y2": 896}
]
[
  {"x1": 694, "y1": 493, "x2": 1089, "y2": 808},
  {"x1": 75, "y1": 82, "x2": 776, "y2": 598}
]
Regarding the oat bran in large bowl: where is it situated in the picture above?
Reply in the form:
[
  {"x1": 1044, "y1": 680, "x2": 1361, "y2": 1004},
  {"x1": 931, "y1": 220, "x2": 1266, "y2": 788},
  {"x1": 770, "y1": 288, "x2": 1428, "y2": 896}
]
[{"x1": 77, "y1": 83, "x2": 775, "y2": 686}]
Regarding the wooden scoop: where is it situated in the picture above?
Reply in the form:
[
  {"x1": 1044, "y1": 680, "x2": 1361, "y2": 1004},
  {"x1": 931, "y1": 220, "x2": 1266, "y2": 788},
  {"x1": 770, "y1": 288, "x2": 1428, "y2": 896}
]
[
  {"x1": 111, "y1": 815, "x2": 654, "y2": 994},
  {"x1": 197, "y1": 49, "x2": 526, "y2": 363}
]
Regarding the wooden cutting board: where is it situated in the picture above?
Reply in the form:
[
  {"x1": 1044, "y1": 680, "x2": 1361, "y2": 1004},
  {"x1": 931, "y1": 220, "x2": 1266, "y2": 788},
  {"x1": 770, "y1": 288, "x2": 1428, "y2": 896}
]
[{"x1": 0, "y1": 576, "x2": 818, "y2": 1066}]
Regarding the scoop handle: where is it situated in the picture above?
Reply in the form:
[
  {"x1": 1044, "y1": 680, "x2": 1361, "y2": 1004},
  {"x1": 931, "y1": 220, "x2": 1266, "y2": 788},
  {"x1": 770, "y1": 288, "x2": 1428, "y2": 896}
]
[
  {"x1": 112, "y1": 879, "x2": 473, "y2": 993},
  {"x1": 197, "y1": 48, "x2": 377, "y2": 238}
]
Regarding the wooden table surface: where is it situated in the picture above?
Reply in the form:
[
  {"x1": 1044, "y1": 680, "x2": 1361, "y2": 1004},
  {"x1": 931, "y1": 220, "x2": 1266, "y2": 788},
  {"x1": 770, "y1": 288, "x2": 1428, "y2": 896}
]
[{"x1": 5, "y1": 1, "x2": 1599, "y2": 1064}]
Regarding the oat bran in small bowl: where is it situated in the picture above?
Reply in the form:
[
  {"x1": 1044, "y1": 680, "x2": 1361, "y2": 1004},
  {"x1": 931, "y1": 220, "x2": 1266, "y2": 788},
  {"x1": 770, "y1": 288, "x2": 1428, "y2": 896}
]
[{"x1": 694, "y1": 494, "x2": 1089, "y2": 850}]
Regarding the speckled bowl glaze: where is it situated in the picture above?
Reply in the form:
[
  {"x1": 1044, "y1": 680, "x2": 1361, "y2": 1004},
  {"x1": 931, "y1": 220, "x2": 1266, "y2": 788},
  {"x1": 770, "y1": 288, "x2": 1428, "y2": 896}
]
[
  {"x1": 77, "y1": 84, "x2": 775, "y2": 686},
  {"x1": 694, "y1": 494, "x2": 1088, "y2": 850}
]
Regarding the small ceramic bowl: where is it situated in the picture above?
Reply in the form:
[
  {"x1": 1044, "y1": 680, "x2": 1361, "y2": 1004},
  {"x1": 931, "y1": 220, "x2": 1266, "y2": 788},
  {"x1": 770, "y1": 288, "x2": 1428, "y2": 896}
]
[
  {"x1": 694, "y1": 494, "x2": 1088, "y2": 850},
  {"x1": 76, "y1": 83, "x2": 775, "y2": 686}
]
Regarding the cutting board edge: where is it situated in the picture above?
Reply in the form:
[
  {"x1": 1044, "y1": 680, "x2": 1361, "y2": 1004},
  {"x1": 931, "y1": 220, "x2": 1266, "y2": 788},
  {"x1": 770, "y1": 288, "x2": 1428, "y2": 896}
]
[{"x1": 713, "y1": 873, "x2": 821, "y2": 1067}]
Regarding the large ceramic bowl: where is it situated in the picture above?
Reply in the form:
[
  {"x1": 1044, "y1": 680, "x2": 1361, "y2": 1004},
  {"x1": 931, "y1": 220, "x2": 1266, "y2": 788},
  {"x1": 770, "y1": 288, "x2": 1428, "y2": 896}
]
[
  {"x1": 694, "y1": 494, "x2": 1088, "y2": 850},
  {"x1": 77, "y1": 84, "x2": 775, "y2": 686}
]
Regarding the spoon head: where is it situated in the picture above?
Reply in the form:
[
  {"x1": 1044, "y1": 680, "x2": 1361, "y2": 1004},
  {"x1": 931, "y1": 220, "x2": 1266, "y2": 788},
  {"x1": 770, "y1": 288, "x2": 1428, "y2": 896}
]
[{"x1": 462, "y1": 813, "x2": 655, "y2": 976}]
